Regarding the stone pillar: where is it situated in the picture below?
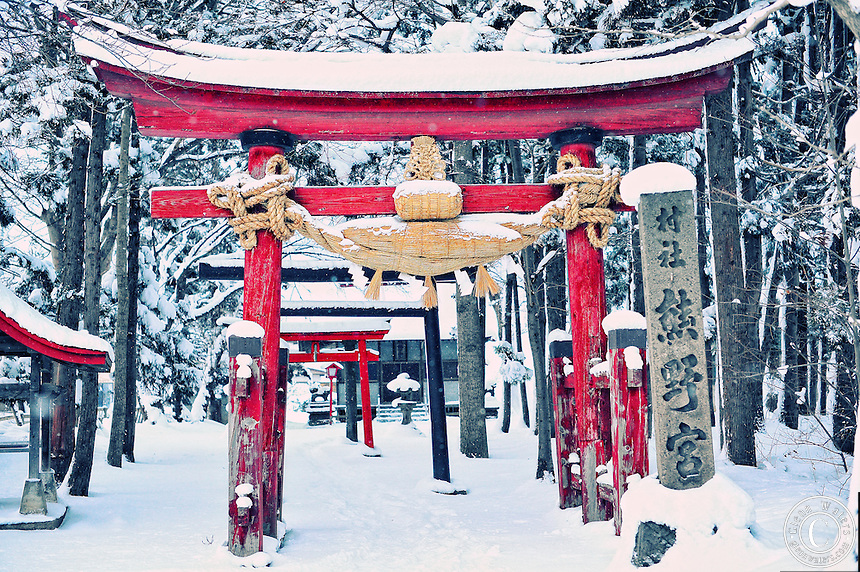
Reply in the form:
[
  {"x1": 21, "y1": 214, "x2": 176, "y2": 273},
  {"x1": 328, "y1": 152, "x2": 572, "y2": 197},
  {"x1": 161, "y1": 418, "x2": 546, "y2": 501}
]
[{"x1": 638, "y1": 188, "x2": 715, "y2": 489}]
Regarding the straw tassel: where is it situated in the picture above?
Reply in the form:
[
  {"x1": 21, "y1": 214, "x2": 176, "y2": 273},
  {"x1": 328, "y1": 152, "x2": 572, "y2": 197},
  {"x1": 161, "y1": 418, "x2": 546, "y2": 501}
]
[
  {"x1": 365, "y1": 269, "x2": 384, "y2": 300},
  {"x1": 422, "y1": 275, "x2": 438, "y2": 308},
  {"x1": 473, "y1": 265, "x2": 500, "y2": 298}
]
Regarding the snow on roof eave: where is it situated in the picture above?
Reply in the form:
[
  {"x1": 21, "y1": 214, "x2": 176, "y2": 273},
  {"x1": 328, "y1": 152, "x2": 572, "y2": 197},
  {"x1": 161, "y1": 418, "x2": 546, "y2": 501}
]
[
  {"x1": 0, "y1": 283, "x2": 113, "y2": 359},
  {"x1": 73, "y1": 16, "x2": 756, "y2": 95}
]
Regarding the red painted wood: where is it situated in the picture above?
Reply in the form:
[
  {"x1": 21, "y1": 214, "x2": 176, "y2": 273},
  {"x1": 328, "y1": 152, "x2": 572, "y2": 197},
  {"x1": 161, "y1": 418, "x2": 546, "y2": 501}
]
[
  {"x1": 228, "y1": 352, "x2": 264, "y2": 556},
  {"x1": 243, "y1": 146, "x2": 285, "y2": 538},
  {"x1": 150, "y1": 183, "x2": 636, "y2": 220},
  {"x1": 90, "y1": 62, "x2": 731, "y2": 140},
  {"x1": 549, "y1": 356, "x2": 581, "y2": 509},
  {"x1": 150, "y1": 184, "x2": 563, "y2": 219},
  {"x1": 280, "y1": 331, "x2": 389, "y2": 342},
  {"x1": 563, "y1": 141, "x2": 610, "y2": 525},
  {"x1": 0, "y1": 314, "x2": 110, "y2": 369},
  {"x1": 274, "y1": 355, "x2": 288, "y2": 524},
  {"x1": 287, "y1": 350, "x2": 380, "y2": 363},
  {"x1": 609, "y1": 347, "x2": 626, "y2": 536},
  {"x1": 358, "y1": 339, "x2": 374, "y2": 449},
  {"x1": 629, "y1": 358, "x2": 650, "y2": 479},
  {"x1": 609, "y1": 345, "x2": 649, "y2": 536}
]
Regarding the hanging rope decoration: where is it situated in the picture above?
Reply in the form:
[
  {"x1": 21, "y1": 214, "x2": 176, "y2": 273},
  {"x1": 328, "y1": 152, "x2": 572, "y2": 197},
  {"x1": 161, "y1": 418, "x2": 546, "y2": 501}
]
[
  {"x1": 542, "y1": 154, "x2": 622, "y2": 249},
  {"x1": 206, "y1": 155, "x2": 298, "y2": 249},
  {"x1": 206, "y1": 140, "x2": 622, "y2": 307},
  {"x1": 403, "y1": 135, "x2": 446, "y2": 181}
]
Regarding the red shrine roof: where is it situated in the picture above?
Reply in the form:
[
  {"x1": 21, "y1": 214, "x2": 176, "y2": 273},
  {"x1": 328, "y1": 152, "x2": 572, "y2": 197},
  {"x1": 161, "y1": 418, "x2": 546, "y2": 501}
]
[
  {"x1": 0, "y1": 284, "x2": 112, "y2": 371},
  {"x1": 69, "y1": 8, "x2": 758, "y2": 141}
]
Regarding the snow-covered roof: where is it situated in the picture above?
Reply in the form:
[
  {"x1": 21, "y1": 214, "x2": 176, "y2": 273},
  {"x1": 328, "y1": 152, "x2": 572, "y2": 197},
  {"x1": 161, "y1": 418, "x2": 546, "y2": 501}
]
[
  {"x1": 67, "y1": 6, "x2": 761, "y2": 140},
  {"x1": 0, "y1": 283, "x2": 112, "y2": 370},
  {"x1": 281, "y1": 317, "x2": 391, "y2": 334},
  {"x1": 72, "y1": 11, "x2": 754, "y2": 94}
]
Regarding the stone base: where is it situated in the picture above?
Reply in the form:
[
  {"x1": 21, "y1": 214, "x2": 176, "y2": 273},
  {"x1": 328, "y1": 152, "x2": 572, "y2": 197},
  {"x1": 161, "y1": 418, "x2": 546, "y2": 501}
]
[
  {"x1": 40, "y1": 470, "x2": 58, "y2": 503},
  {"x1": 631, "y1": 521, "x2": 676, "y2": 567},
  {"x1": 19, "y1": 479, "x2": 47, "y2": 515}
]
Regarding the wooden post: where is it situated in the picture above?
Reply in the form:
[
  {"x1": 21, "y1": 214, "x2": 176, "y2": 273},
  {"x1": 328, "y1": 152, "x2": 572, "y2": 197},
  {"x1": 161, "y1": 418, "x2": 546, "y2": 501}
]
[
  {"x1": 275, "y1": 347, "x2": 288, "y2": 522},
  {"x1": 37, "y1": 356, "x2": 58, "y2": 503},
  {"x1": 550, "y1": 128, "x2": 610, "y2": 524},
  {"x1": 226, "y1": 321, "x2": 265, "y2": 557},
  {"x1": 548, "y1": 339, "x2": 582, "y2": 509},
  {"x1": 20, "y1": 353, "x2": 47, "y2": 515},
  {"x1": 606, "y1": 320, "x2": 648, "y2": 536},
  {"x1": 424, "y1": 306, "x2": 451, "y2": 482},
  {"x1": 358, "y1": 339, "x2": 374, "y2": 449},
  {"x1": 240, "y1": 129, "x2": 293, "y2": 537}
]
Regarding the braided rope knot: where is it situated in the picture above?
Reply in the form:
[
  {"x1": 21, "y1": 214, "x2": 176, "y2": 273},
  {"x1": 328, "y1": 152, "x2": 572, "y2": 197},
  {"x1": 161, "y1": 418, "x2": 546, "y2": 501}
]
[
  {"x1": 207, "y1": 155, "x2": 298, "y2": 249},
  {"x1": 541, "y1": 153, "x2": 622, "y2": 249}
]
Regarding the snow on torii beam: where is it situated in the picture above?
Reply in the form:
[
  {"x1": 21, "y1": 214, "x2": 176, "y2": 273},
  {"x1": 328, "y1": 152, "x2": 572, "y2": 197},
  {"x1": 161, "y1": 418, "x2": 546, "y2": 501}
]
[{"x1": 70, "y1": 9, "x2": 755, "y2": 141}]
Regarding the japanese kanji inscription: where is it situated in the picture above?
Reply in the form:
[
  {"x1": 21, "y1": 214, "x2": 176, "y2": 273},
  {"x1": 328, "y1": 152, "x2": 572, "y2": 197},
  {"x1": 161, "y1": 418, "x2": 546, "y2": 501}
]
[{"x1": 639, "y1": 189, "x2": 715, "y2": 490}]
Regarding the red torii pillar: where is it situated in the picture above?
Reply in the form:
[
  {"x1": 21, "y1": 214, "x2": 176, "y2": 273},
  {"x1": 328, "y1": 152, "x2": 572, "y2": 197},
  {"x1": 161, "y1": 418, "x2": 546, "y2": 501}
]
[
  {"x1": 241, "y1": 129, "x2": 294, "y2": 538},
  {"x1": 551, "y1": 128, "x2": 612, "y2": 524}
]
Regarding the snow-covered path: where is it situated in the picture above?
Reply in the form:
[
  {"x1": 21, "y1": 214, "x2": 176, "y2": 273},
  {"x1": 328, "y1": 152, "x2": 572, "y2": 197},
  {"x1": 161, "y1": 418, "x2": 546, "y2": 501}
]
[{"x1": 0, "y1": 415, "x2": 853, "y2": 571}]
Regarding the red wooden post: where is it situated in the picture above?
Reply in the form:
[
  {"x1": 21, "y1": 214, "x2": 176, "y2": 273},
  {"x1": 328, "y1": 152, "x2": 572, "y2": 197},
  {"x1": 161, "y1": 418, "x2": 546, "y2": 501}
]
[
  {"x1": 226, "y1": 322, "x2": 264, "y2": 556},
  {"x1": 358, "y1": 339, "x2": 374, "y2": 449},
  {"x1": 241, "y1": 130, "x2": 293, "y2": 537},
  {"x1": 548, "y1": 338, "x2": 581, "y2": 509},
  {"x1": 607, "y1": 321, "x2": 648, "y2": 536},
  {"x1": 552, "y1": 128, "x2": 611, "y2": 524},
  {"x1": 275, "y1": 347, "x2": 288, "y2": 522}
]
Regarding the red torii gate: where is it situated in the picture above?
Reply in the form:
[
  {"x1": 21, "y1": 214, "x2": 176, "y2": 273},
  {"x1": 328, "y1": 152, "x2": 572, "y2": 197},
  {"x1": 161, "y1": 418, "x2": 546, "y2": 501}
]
[
  {"x1": 281, "y1": 319, "x2": 388, "y2": 449},
  {"x1": 69, "y1": 5, "x2": 755, "y2": 556}
]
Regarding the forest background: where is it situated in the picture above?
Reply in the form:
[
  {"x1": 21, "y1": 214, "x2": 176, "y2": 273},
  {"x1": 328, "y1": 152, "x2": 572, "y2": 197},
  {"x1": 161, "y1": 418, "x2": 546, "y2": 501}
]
[{"x1": 0, "y1": 0, "x2": 858, "y2": 498}]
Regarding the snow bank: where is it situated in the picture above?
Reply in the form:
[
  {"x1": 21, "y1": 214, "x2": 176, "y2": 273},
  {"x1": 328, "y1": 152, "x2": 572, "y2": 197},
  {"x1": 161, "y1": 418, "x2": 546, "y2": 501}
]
[
  {"x1": 609, "y1": 474, "x2": 775, "y2": 571},
  {"x1": 619, "y1": 163, "x2": 697, "y2": 207}
]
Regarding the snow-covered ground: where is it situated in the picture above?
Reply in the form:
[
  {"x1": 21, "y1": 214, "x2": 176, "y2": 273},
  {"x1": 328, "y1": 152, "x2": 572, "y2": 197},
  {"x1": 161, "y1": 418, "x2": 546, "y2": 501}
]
[{"x1": 0, "y1": 413, "x2": 854, "y2": 571}]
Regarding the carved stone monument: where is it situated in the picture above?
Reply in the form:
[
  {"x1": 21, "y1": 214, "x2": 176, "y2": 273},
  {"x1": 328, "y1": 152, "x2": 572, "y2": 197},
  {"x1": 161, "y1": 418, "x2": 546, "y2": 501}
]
[{"x1": 639, "y1": 187, "x2": 715, "y2": 490}]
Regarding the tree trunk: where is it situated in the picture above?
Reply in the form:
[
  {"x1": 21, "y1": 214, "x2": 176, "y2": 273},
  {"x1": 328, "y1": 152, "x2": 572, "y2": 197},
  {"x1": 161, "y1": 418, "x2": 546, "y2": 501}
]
[
  {"x1": 510, "y1": 267, "x2": 530, "y2": 427},
  {"x1": 51, "y1": 103, "x2": 89, "y2": 482},
  {"x1": 523, "y1": 245, "x2": 554, "y2": 479},
  {"x1": 738, "y1": 48, "x2": 764, "y2": 425},
  {"x1": 456, "y1": 287, "x2": 489, "y2": 458},
  {"x1": 705, "y1": 81, "x2": 757, "y2": 466},
  {"x1": 453, "y1": 140, "x2": 488, "y2": 457},
  {"x1": 508, "y1": 141, "x2": 530, "y2": 429},
  {"x1": 630, "y1": 134, "x2": 647, "y2": 316},
  {"x1": 782, "y1": 258, "x2": 800, "y2": 429},
  {"x1": 107, "y1": 106, "x2": 132, "y2": 468},
  {"x1": 68, "y1": 105, "x2": 106, "y2": 496},
  {"x1": 124, "y1": 156, "x2": 141, "y2": 461}
]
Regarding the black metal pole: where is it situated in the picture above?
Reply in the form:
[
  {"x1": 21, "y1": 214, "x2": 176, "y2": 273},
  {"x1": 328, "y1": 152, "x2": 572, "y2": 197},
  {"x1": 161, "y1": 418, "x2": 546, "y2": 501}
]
[
  {"x1": 343, "y1": 341, "x2": 358, "y2": 442},
  {"x1": 424, "y1": 305, "x2": 450, "y2": 482}
]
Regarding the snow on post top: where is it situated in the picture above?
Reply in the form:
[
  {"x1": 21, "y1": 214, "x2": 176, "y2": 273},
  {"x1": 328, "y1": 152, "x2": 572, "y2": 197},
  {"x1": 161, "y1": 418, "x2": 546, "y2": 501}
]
[
  {"x1": 224, "y1": 320, "x2": 265, "y2": 340},
  {"x1": 601, "y1": 309, "x2": 646, "y2": 334},
  {"x1": 619, "y1": 163, "x2": 696, "y2": 207}
]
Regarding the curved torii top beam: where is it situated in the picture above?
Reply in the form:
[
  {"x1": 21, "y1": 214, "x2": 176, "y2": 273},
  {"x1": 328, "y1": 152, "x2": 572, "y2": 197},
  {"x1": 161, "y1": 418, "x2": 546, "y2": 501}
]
[
  {"x1": 0, "y1": 284, "x2": 112, "y2": 371},
  {"x1": 70, "y1": 7, "x2": 758, "y2": 141}
]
